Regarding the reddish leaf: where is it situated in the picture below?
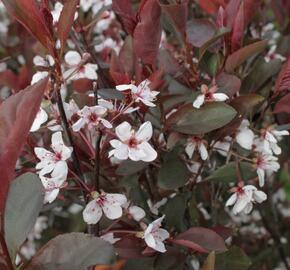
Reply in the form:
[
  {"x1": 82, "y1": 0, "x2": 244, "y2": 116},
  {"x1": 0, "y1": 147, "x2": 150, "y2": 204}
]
[
  {"x1": 119, "y1": 36, "x2": 135, "y2": 77},
  {"x1": 160, "y1": 0, "x2": 188, "y2": 34},
  {"x1": 171, "y1": 239, "x2": 209, "y2": 253},
  {"x1": 211, "y1": 226, "x2": 233, "y2": 240},
  {"x1": 225, "y1": 0, "x2": 241, "y2": 29},
  {"x1": 2, "y1": 0, "x2": 55, "y2": 55},
  {"x1": 186, "y1": 19, "x2": 217, "y2": 48},
  {"x1": 114, "y1": 235, "x2": 145, "y2": 259},
  {"x1": 275, "y1": 58, "x2": 290, "y2": 92},
  {"x1": 57, "y1": 0, "x2": 79, "y2": 53},
  {"x1": 0, "y1": 78, "x2": 49, "y2": 214},
  {"x1": 216, "y1": 72, "x2": 241, "y2": 98},
  {"x1": 173, "y1": 227, "x2": 227, "y2": 253},
  {"x1": 243, "y1": 0, "x2": 262, "y2": 26},
  {"x1": 133, "y1": 0, "x2": 162, "y2": 65},
  {"x1": 0, "y1": 70, "x2": 19, "y2": 91},
  {"x1": 225, "y1": 40, "x2": 267, "y2": 72},
  {"x1": 199, "y1": 0, "x2": 226, "y2": 14},
  {"x1": 112, "y1": 0, "x2": 137, "y2": 35},
  {"x1": 231, "y1": 2, "x2": 244, "y2": 52},
  {"x1": 274, "y1": 94, "x2": 290, "y2": 114}
]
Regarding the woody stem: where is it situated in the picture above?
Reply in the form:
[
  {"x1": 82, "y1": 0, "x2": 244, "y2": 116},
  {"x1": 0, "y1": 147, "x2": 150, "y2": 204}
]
[{"x1": 54, "y1": 82, "x2": 88, "y2": 203}]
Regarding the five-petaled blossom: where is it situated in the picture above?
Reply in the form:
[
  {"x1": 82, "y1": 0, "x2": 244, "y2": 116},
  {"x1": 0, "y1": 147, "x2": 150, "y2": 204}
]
[
  {"x1": 30, "y1": 107, "x2": 48, "y2": 132},
  {"x1": 72, "y1": 105, "x2": 112, "y2": 132},
  {"x1": 83, "y1": 191, "x2": 127, "y2": 224},
  {"x1": 226, "y1": 183, "x2": 267, "y2": 215},
  {"x1": 34, "y1": 132, "x2": 72, "y2": 176},
  {"x1": 109, "y1": 121, "x2": 157, "y2": 162},
  {"x1": 259, "y1": 127, "x2": 289, "y2": 155},
  {"x1": 116, "y1": 79, "x2": 159, "y2": 107},
  {"x1": 254, "y1": 153, "x2": 280, "y2": 187},
  {"x1": 235, "y1": 119, "x2": 255, "y2": 150},
  {"x1": 142, "y1": 215, "x2": 170, "y2": 253},
  {"x1": 185, "y1": 136, "x2": 208, "y2": 160},
  {"x1": 193, "y1": 84, "x2": 229, "y2": 109},
  {"x1": 40, "y1": 162, "x2": 68, "y2": 204},
  {"x1": 64, "y1": 51, "x2": 98, "y2": 81}
]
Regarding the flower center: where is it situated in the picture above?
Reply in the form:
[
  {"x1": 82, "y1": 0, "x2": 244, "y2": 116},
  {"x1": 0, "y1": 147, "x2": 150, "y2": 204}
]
[
  {"x1": 205, "y1": 92, "x2": 213, "y2": 100},
  {"x1": 128, "y1": 137, "x2": 139, "y2": 148},
  {"x1": 54, "y1": 152, "x2": 62, "y2": 161},
  {"x1": 236, "y1": 186, "x2": 245, "y2": 196},
  {"x1": 96, "y1": 195, "x2": 106, "y2": 207},
  {"x1": 89, "y1": 113, "x2": 98, "y2": 123}
]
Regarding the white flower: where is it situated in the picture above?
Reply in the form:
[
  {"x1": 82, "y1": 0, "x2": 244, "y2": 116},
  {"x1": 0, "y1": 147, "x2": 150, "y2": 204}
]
[
  {"x1": 122, "y1": 201, "x2": 146, "y2": 221},
  {"x1": 31, "y1": 71, "x2": 48, "y2": 85},
  {"x1": 97, "y1": 98, "x2": 139, "y2": 114},
  {"x1": 30, "y1": 107, "x2": 48, "y2": 132},
  {"x1": 236, "y1": 119, "x2": 255, "y2": 150},
  {"x1": 63, "y1": 99, "x2": 80, "y2": 121},
  {"x1": 213, "y1": 136, "x2": 232, "y2": 157},
  {"x1": 80, "y1": 0, "x2": 112, "y2": 14},
  {"x1": 83, "y1": 191, "x2": 127, "y2": 224},
  {"x1": 258, "y1": 127, "x2": 289, "y2": 155},
  {"x1": 51, "y1": 2, "x2": 78, "y2": 24},
  {"x1": 264, "y1": 45, "x2": 286, "y2": 63},
  {"x1": 40, "y1": 162, "x2": 68, "y2": 203},
  {"x1": 72, "y1": 105, "x2": 112, "y2": 132},
  {"x1": 193, "y1": 84, "x2": 229, "y2": 109},
  {"x1": 64, "y1": 51, "x2": 98, "y2": 81},
  {"x1": 34, "y1": 132, "x2": 72, "y2": 176},
  {"x1": 147, "y1": 198, "x2": 168, "y2": 215},
  {"x1": 33, "y1": 55, "x2": 54, "y2": 67},
  {"x1": 143, "y1": 216, "x2": 170, "y2": 253},
  {"x1": 94, "y1": 37, "x2": 118, "y2": 52},
  {"x1": 185, "y1": 136, "x2": 208, "y2": 160},
  {"x1": 226, "y1": 183, "x2": 267, "y2": 215},
  {"x1": 128, "y1": 205, "x2": 146, "y2": 222},
  {"x1": 254, "y1": 153, "x2": 280, "y2": 187},
  {"x1": 94, "y1": 11, "x2": 115, "y2": 33},
  {"x1": 109, "y1": 121, "x2": 157, "y2": 162},
  {"x1": 100, "y1": 233, "x2": 121, "y2": 244},
  {"x1": 116, "y1": 79, "x2": 159, "y2": 107}
]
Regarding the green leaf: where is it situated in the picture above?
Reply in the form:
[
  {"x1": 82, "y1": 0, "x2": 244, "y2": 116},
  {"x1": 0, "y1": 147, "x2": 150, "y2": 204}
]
[
  {"x1": 27, "y1": 233, "x2": 116, "y2": 270},
  {"x1": 98, "y1": 88, "x2": 125, "y2": 100},
  {"x1": 123, "y1": 258, "x2": 154, "y2": 270},
  {"x1": 173, "y1": 227, "x2": 227, "y2": 253},
  {"x1": 4, "y1": 173, "x2": 44, "y2": 259},
  {"x1": 201, "y1": 252, "x2": 216, "y2": 270},
  {"x1": 162, "y1": 194, "x2": 188, "y2": 232},
  {"x1": 215, "y1": 246, "x2": 251, "y2": 270},
  {"x1": 241, "y1": 57, "x2": 282, "y2": 93},
  {"x1": 230, "y1": 94, "x2": 264, "y2": 115},
  {"x1": 158, "y1": 149, "x2": 190, "y2": 190},
  {"x1": 207, "y1": 162, "x2": 256, "y2": 183},
  {"x1": 225, "y1": 40, "x2": 267, "y2": 72},
  {"x1": 116, "y1": 160, "x2": 148, "y2": 176},
  {"x1": 168, "y1": 103, "x2": 237, "y2": 135}
]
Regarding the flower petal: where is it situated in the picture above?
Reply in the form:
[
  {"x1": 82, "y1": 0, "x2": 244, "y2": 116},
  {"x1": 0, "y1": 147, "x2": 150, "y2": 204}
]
[
  {"x1": 138, "y1": 142, "x2": 157, "y2": 162},
  {"x1": 213, "y1": 93, "x2": 229, "y2": 102},
  {"x1": 83, "y1": 200, "x2": 102, "y2": 224},
  {"x1": 193, "y1": 94, "x2": 205, "y2": 109},
  {"x1": 136, "y1": 121, "x2": 153, "y2": 142},
  {"x1": 115, "y1": 121, "x2": 132, "y2": 141},
  {"x1": 65, "y1": 51, "x2": 82, "y2": 66},
  {"x1": 102, "y1": 202, "x2": 123, "y2": 220}
]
